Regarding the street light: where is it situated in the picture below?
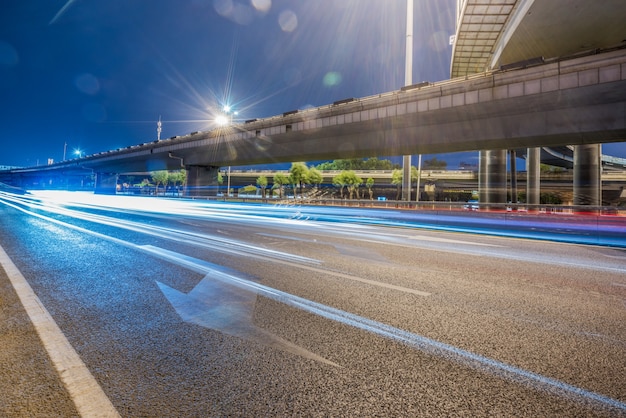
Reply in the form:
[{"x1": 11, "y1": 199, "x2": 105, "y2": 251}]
[
  {"x1": 402, "y1": 0, "x2": 413, "y2": 202},
  {"x1": 217, "y1": 105, "x2": 238, "y2": 196},
  {"x1": 73, "y1": 148, "x2": 83, "y2": 158},
  {"x1": 215, "y1": 114, "x2": 230, "y2": 126},
  {"x1": 216, "y1": 105, "x2": 238, "y2": 126}
]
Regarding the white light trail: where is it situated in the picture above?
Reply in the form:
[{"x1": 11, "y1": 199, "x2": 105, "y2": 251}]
[
  {"x1": 1, "y1": 191, "x2": 625, "y2": 412},
  {"x1": 145, "y1": 245, "x2": 626, "y2": 414}
]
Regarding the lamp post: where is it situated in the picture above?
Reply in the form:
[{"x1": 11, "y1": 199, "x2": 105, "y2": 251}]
[
  {"x1": 227, "y1": 166, "x2": 231, "y2": 197},
  {"x1": 402, "y1": 0, "x2": 413, "y2": 201},
  {"x1": 218, "y1": 105, "x2": 237, "y2": 196}
]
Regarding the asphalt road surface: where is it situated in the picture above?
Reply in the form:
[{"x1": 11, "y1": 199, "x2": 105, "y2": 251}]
[{"x1": 1, "y1": 191, "x2": 625, "y2": 417}]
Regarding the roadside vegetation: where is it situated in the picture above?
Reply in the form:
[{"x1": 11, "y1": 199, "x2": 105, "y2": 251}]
[{"x1": 125, "y1": 157, "x2": 451, "y2": 201}]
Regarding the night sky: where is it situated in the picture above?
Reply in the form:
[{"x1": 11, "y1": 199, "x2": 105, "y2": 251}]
[{"x1": 1, "y1": 1, "x2": 623, "y2": 169}]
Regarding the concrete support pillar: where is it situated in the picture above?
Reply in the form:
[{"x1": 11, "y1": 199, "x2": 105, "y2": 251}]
[
  {"x1": 479, "y1": 150, "x2": 507, "y2": 205},
  {"x1": 573, "y1": 144, "x2": 602, "y2": 206},
  {"x1": 478, "y1": 151, "x2": 487, "y2": 204},
  {"x1": 526, "y1": 147, "x2": 541, "y2": 206},
  {"x1": 94, "y1": 172, "x2": 118, "y2": 195},
  {"x1": 402, "y1": 155, "x2": 411, "y2": 201},
  {"x1": 509, "y1": 150, "x2": 517, "y2": 204},
  {"x1": 186, "y1": 165, "x2": 220, "y2": 197}
]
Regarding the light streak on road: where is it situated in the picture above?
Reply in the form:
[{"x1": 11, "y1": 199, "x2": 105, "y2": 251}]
[
  {"x1": 0, "y1": 192, "x2": 433, "y2": 295},
  {"x1": 310, "y1": 226, "x2": 626, "y2": 275},
  {"x1": 0, "y1": 191, "x2": 319, "y2": 265},
  {"x1": 20, "y1": 190, "x2": 626, "y2": 249},
  {"x1": 5, "y1": 191, "x2": 626, "y2": 411},
  {"x1": 3, "y1": 191, "x2": 625, "y2": 275},
  {"x1": 145, "y1": 245, "x2": 626, "y2": 414}
]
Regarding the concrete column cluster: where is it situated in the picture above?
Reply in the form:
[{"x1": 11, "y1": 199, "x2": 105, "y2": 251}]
[
  {"x1": 478, "y1": 150, "x2": 507, "y2": 205},
  {"x1": 573, "y1": 144, "x2": 602, "y2": 206},
  {"x1": 478, "y1": 144, "x2": 602, "y2": 207},
  {"x1": 526, "y1": 147, "x2": 541, "y2": 205}
]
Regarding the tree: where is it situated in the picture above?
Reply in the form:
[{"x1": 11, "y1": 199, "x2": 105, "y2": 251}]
[
  {"x1": 343, "y1": 171, "x2": 363, "y2": 199},
  {"x1": 289, "y1": 162, "x2": 309, "y2": 198},
  {"x1": 240, "y1": 184, "x2": 257, "y2": 195},
  {"x1": 217, "y1": 171, "x2": 224, "y2": 194},
  {"x1": 169, "y1": 170, "x2": 187, "y2": 196},
  {"x1": 139, "y1": 178, "x2": 150, "y2": 194},
  {"x1": 151, "y1": 170, "x2": 169, "y2": 195},
  {"x1": 331, "y1": 171, "x2": 362, "y2": 199},
  {"x1": 362, "y1": 157, "x2": 394, "y2": 170},
  {"x1": 366, "y1": 177, "x2": 375, "y2": 200},
  {"x1": 423, "y1": 157, "x2": 447, "y2": 170},
  {"x1": 540, "y1": 164, "x2": 566, "y2": 173},
  {"x1": 273, "y1": 172, "x2": 289, "y2": 198},
  {"x1": 307, "y1": 168, "x2": 323, "y2": 189},
  {"x1": 332, "y1": 172, "x2": 347, "y2": 198},
  {"x1": 391, "y1": 169, "x2": 403, "y2": 200},
  {"x1": 256, "y1": 175, "x2": 268, "y2": 198},
  {"x1": 411, "y1": 165, "x2": 421, "y2": 200},
  {"x1": 315, "y1": 157, "x2": 396, "y2": 171}
]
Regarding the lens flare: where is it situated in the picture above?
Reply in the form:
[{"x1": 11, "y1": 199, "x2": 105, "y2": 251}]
[
  {"x1": 322, "y1": 71, "x2": 342, "y2": 87},
  {"x1": 278, "y1": 10, "x2": 297, "y2": 32},
  {"x1": 215, "y1": 115, "x2": 229, "y2": 126},
  {"x1": 251, "y1": 0, "x2": 271, "y2": 13}
]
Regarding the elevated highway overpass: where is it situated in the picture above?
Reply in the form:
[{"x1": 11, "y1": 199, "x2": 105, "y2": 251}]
[
  {"x1": 2, "y1": 47, "x2": 625, "y2": 198},
  {"x1": 452, "y1": 0, "x2": 626, "y2": 205}
]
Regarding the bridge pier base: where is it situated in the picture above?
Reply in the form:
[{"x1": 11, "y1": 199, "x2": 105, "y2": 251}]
[
  {"x1": 479, "y1": 150, "x2": 507, "y2": 205},
  {"x1": 186, "y1": 165, "x2": 220, "y2": 197},
  {"x1": 509, "y1": 150, "x2": 517, "y2": 204},
  {"x1": 526, "y1": 147, "x2": 541, "y2": 206},
  {"x1": 573, "y1": 144, "x2": 602, "y2": 206},
  {"x1": 95, "y1": 173, "x2": 118, "y2": 195}
]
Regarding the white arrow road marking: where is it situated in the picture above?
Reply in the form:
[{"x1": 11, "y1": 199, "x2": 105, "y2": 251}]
[
  {"x1": 156, "y1": 278, "x2": 340, "y2": 367},
  {"x1": 146, "y1": 245, "x2": 626, "y2": 414},
  {"x1": 0, "y1": 244, "x2": 120, "y2": 417}
]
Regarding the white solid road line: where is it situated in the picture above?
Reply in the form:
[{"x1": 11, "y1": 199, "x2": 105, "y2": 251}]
[{"x1": 0, "y1": 245, "x2": 120, "y2": 418}]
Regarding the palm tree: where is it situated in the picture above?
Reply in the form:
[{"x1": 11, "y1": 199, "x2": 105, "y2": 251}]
[{"x1": 256, "y1": 175, "x2": 268, "y2": 198}]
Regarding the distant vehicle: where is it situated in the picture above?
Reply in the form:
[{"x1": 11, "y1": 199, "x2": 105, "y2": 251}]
[{"x1": 464, "y1": 200, "x2": 479, "y2": 210}]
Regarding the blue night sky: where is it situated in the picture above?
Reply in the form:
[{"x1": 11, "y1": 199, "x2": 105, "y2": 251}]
[{"x1": 0, "y1": 1, "x2": 623, "y2": 169}]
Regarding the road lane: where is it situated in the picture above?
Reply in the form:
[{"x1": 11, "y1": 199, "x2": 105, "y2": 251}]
[
  {"x1": 0, "y1": 191, "x2": 625, "y2": 416},
  {"x1": 0, "y1": 245, "x2": 119, "y2": 417}
]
